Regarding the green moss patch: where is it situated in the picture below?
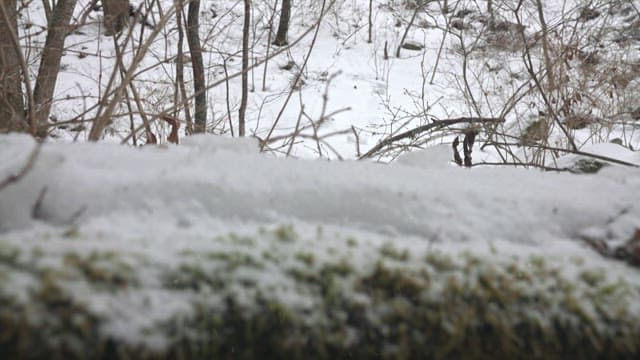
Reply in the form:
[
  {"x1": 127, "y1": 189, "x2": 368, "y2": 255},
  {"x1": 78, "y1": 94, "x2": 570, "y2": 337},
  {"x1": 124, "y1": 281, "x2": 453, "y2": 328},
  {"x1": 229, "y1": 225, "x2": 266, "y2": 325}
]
[{"x1": 1, "y1": 226, "x2": 639, "y2": 359}]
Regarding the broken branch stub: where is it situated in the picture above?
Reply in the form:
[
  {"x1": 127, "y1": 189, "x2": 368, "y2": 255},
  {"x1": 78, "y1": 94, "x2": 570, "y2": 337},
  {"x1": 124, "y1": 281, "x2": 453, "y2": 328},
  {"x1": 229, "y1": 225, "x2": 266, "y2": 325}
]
[
  {"x1": 463, "y1": 130, "x2": 477, "y2": 167},
  {"x1": 452, "y1": 137, "x2": 463, "y2": 166}
]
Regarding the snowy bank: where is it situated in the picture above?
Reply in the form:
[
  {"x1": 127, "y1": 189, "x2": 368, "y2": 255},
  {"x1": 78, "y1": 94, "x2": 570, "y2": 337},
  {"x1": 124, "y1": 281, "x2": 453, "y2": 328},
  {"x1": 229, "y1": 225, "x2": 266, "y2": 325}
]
[{"x1": 1, "y1": 134, "x2": 640, "y2": 358}]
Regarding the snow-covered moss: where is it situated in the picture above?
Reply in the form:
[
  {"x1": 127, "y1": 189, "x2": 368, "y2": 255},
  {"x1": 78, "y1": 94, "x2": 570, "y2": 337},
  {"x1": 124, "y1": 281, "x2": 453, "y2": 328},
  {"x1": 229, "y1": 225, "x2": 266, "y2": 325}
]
[{"x1": 1, "y1": 225, "x2": 640, "y2": 358}]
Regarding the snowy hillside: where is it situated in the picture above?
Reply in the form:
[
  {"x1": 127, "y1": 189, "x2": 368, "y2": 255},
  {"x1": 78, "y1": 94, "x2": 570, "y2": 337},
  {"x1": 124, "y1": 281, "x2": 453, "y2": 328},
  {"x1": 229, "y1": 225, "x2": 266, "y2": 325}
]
[{"x1": 15, "y1": 0, "x2": 640, "y2": 160}]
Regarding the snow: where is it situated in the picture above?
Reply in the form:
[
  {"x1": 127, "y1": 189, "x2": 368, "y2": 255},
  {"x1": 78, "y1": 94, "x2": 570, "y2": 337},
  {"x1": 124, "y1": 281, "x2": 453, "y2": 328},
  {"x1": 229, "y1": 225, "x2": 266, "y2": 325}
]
[
  {"x1": 4, "y1": 0, "x2": 640, "y2": 353},
  {"x1": 11, "y1": 0, "x2": 639, "y2": 163},
  {"x1": 1, "y1": 133, "x2": 640, "y2": 347},
  {"x1": 0, "y1": 139, "x2": 640, "y2": 286},
  {"x1": 3, "y1": 133, "x2": 638, "y2": 242}
]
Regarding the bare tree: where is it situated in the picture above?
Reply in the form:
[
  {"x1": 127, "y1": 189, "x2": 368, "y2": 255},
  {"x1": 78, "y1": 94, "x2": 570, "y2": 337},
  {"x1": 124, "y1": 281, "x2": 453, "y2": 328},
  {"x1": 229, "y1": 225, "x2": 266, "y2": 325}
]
[
  {"x1": 239, "y1": 0, "x2": 250, "y2": 136},
  {"x1": 0, "y1": 0, "x2": 26, "y2": 132},
  {"x1": 273, "y1": 0, "x2": 290, "y2": 46},
  {"x1": 534, "y1": 0, "x2": 555, "y2": 92},
  {"x1": 187, "y1": 0, "x2": 206, "y2": 132},
  {"x1": 367, "y1": 0, "x2": 373, "y2": 43},
  {"x1": 175, "y1": 0, "x2": 193, "y2": 133},
  {"x1": 32, "y1": 0, "x2": 78, "y2": 137}
]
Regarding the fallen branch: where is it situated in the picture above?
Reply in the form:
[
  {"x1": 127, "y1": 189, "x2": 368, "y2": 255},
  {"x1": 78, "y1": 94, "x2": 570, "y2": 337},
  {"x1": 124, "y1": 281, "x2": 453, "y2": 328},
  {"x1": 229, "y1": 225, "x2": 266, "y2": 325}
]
[
  {"x1": 581, "y1": 228, "x2": 640, "y2": 268},
  {"x1": 359, "y1": 117, "x2": 504, "y2": 160},
  {"x1": 486, "y1": 141, "x2": 640, "y2": 168}
]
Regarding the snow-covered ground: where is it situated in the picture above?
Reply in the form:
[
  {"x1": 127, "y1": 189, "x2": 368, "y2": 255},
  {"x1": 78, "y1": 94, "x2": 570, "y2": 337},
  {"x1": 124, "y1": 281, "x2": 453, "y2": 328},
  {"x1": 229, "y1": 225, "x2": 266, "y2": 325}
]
[{"x1": 18, "y1": 0, "x2": 640, "y2": 160}]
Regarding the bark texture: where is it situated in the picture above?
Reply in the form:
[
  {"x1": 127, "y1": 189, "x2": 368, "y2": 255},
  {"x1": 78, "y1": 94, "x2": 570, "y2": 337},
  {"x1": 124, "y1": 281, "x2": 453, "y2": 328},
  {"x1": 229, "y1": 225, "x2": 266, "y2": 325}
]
[
  {"x1": 239, "y1": 0, "x2": 250, "y2": 136},
  {"x1": 273, "y1": 0, "x2": 290, "y2": 46},
  {"x1": 187, "y1": 0, "x2": 206, "y2": 133},
  {"x1": 102, "y1": 0, "x2": 130, "y2": 35},
  {"x1": 0, "y1": 0, "x2": 26, "y2": 132},
  {"x1": 32, "y1": 0, "x2": 78, "y2": 137}
]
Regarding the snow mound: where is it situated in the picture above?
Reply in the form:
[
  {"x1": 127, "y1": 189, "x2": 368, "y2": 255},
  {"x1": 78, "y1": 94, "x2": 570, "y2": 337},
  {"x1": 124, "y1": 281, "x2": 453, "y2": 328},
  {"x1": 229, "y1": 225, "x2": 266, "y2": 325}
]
[
  {"x1": 1, "y1": 134, "x2": 639, "y2": 248},
  {"x1": 395, "y1": 144, "x2": 454, "y2": 169}
]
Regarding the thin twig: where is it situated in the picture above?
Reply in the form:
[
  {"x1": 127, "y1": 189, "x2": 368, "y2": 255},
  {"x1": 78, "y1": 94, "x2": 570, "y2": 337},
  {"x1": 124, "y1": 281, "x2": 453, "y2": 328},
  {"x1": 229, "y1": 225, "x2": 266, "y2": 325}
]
[{"x1": 352, "y1": 125, "x2": 361, "y2": 157}]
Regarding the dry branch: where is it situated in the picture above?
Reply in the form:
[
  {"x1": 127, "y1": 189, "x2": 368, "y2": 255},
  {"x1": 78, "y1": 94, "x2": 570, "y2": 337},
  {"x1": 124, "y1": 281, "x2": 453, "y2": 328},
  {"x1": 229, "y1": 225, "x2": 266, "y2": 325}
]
[{"x1": 359, "y1": 117, "x2": 504, "y2": 159}]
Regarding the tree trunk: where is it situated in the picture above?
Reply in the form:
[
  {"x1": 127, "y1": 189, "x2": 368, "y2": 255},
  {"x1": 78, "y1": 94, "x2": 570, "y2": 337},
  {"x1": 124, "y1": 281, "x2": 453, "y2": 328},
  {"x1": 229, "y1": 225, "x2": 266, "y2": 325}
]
[
  {"x1": 175, "y1": 0, "x2": 192, "y2": 134},
  {"x1": 32, "y1": 0, "x2": 78, "y2": 137},
  {"x1": 367, "y1": 0, "x2": 373, "y2": 43},
  {"x1": 0, "y1": 0, "x2": 26, "y2": 132},
  {"x1": 273, "y1": 0, "x2": 290, "y2": 46},
  {"x1": 535, "y1": 0, "x2": 555, "y2": 92},
  {"x1": 239, "y1": 0, "x2": 250, "y2": 136},
  {"x1": 102, "y1": 0, "x2": 130, "y2": 35},
  {"x1": 187, "y1": 0, "x2": 206, "y2": 133}
]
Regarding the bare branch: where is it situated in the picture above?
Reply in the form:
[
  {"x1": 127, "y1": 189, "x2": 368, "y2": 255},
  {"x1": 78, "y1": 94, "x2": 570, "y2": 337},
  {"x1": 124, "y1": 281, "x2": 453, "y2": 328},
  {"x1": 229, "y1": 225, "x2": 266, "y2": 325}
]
[{"x1": 359, "y1": 117, "x2": 504, "y2": 159}]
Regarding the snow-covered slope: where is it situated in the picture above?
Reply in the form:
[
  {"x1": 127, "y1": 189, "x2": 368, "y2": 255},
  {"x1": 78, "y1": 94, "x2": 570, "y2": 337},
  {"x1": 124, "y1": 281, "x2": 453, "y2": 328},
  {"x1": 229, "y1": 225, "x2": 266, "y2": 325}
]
[{"x1": 18, "y1": 0, "x2": 640, "y2": 160}]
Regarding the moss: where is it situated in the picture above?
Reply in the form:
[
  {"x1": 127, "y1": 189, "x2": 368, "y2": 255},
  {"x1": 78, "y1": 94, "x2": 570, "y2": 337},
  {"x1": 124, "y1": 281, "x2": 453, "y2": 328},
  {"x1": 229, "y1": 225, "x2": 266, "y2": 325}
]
[
  {"x1": 62, "y1": 226, "x2": 80, "y2": 239},
  {"x1": 580, "y1": 269, "x2": 606, "y2": 287},
  {"x1": 31, "y1": 247, "x2": 44, "y2": 259},
  {"x1": 0, "y1": 243, "x2": 20, "y2": 267},
  {"x1": 287, "y1": 267, "x2": 314, "y2": 283},
  {"x1": 425, "y1": 252, "x2": 456, "y2": 271},
  {"x1": 2, "y1": 230, "x2": 640, "y2": 359},
  {"x1": 0, "y1": 268, "x2": 114, "y2": 359},
  {"x1": 162, "y1": 296, "x2": 308, "y2": 359},
  {"x1": 273, "y1": 224, "x2": 297, "y2": 243},
  {"x1": 346, "y1": 237, "x2": 358, "y2": 247},
  {"x1": 321, "y1": 261, "x2": 353, "y2": 278},
  {"x1": 205, "y1": 251, "x2": 264, "y2": 270},
  {"x1": 295, "y1": 252, "x2": 315, "y2": 266},
  {"x1": 162, "y1": 263, "x2": 225, "y2": 291},
  {"x1": 359, "y1": 262, "x2": 423, "y2": 302},
  {"x1": 228, "y1": 233, "x2": 256, "y2": 246},
  {"x1": 262, "y1": 250, "x2": 281, "y2": 263},
  {"x1": 62, "y1": 251, "x2": 138, "y2": 289},
  {"x1": 594, "y1": 281, "x2": 625, "y2": 299},
  {"x1": 379, "y1": 242, "x2": 409, "y2": 261},
  {"x1": 529, "y1": 255, "x2": 546, "y2": 269},
  {"x1": 504, "y1": 263, "x2": 532, "y2": 282},
  {"x1": 288, "y1": 260, "x2": 353, "y2": 304}
]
